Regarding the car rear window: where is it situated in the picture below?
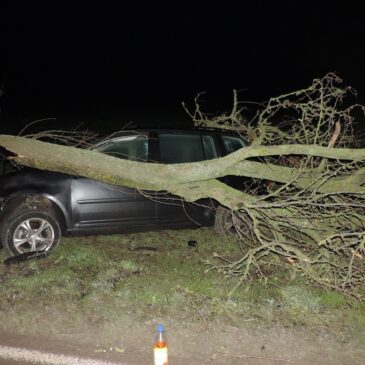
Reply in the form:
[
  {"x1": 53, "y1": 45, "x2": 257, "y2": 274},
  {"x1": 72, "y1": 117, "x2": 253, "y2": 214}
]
[
  {"x1": 202, "y1": 135, "x2": 218, "y2": 159},
  {"x1": 159, "y1": 134, "x2": 217, "y2": 163},
  {"x1": 221, "y1": 135, "x2": 245, "y2": 154}
]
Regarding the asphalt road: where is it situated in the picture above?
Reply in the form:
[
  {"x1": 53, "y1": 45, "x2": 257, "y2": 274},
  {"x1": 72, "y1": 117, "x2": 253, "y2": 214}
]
[{"x1": 0, "y1": 345, "x2": 129, "y2": 365}]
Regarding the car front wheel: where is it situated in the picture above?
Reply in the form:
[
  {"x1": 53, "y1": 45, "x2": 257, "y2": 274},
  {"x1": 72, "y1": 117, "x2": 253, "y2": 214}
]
[{"x1": 1, "y1": 207, "x2": 61, "y2": 257}]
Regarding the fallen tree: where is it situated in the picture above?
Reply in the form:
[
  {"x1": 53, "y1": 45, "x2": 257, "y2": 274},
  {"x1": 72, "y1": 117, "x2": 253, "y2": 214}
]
[{"x1": 1, "y1": 73, "x2": 365, "y2": 298}]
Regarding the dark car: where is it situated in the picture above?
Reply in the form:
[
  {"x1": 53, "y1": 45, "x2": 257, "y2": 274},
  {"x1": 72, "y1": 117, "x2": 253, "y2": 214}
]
[{"x1": 0, "y1": 128, "x2": 246, "y2": 256}]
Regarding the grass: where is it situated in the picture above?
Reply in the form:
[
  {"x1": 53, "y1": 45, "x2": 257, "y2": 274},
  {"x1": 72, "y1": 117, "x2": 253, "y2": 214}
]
[{"x1": 0, "y1": 228, "x2": 365, "y2": 346}]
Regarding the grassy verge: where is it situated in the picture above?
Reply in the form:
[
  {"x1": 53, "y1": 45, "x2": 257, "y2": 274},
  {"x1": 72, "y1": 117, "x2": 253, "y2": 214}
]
[{"x1": 0, "y1": 228, "x2": 364, "y2": 346}]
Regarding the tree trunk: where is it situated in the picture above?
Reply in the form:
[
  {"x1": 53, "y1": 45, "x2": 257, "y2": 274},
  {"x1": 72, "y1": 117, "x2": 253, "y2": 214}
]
[{"x1": 1, "y1": 135, "x2": 365, "y2": 209}]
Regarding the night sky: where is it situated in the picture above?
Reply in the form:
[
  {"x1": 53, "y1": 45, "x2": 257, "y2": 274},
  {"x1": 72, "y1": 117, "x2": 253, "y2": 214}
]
[{"x1": 1, "y1": 2, "x2": 365, "y2": 134}]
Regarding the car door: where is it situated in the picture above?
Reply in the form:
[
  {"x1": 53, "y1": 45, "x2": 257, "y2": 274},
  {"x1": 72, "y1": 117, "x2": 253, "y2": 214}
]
[
  {"x1": 155, "y1": 131, "x2": 218, "y2": 226},
  {"x1": 71, "y1": 133, "x2": 159, "y2": 231}
]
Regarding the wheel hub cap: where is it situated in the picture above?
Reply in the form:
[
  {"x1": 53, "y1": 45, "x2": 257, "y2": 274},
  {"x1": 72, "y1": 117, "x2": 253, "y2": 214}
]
[{"x1": 13, "y1": 218, "x2": 55, "y2": 254}]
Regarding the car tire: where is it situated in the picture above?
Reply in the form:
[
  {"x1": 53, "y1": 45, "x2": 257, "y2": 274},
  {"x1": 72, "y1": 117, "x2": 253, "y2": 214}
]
[
  {"x1": 0, "y1": 204, "x2": 61, "y2": 257},
  {"x1": 214, "y1": 206, "x2": 237, "y2": 236}
]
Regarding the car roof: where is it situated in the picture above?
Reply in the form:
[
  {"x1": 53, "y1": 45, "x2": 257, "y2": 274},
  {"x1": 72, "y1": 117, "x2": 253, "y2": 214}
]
[
  {"x1": 99, "y1": 127, "x2": 244, "y2": 139},
  {"x1": 95, "y1": 127, "x2": 246, "y2": 147}
]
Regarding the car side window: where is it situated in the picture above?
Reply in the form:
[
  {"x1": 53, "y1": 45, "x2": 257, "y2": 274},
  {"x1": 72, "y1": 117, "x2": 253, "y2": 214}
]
[
  {"x1": 221, "y1": 136, "x2": 245, "y2": 154},
  {"x1": 97, "y1": 136, "x2": 148, "y2": 162},
  {"x1": 159, "y1": 133, "x2": 218, "y2": 163},
  {"x1": 159, "y1": 134, "x2": 203, "y2": 163}
]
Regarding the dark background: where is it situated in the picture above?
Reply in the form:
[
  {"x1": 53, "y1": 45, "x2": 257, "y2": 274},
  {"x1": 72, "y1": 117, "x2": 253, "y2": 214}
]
[{"x1": 1, "y1": 2, "x2": 365, "y2": 135}]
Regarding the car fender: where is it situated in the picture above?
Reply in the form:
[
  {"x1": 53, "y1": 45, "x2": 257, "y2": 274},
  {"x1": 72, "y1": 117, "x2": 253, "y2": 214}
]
[{"x1": 0, "y1": 191, "x2": 71, "y2": 231}]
